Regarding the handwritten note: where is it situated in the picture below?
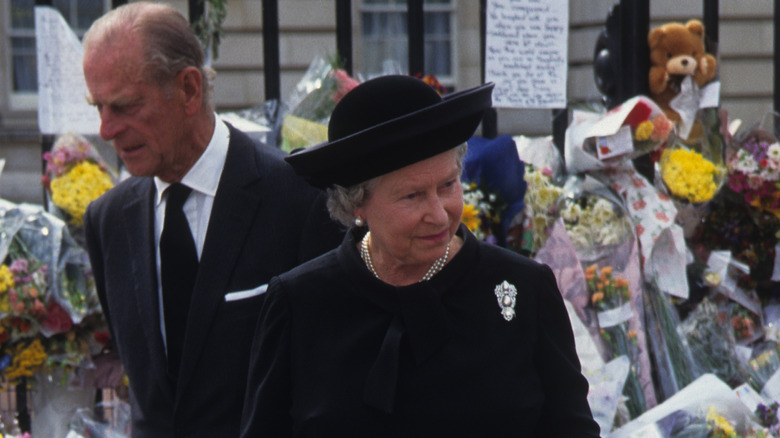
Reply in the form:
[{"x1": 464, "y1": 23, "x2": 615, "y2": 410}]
[
  {"x1": 485, "y1": 0, "x2": 569, "y2": 109},
  {"x1": 35, "y1": 6, "x2": 100, "y2": 135}
]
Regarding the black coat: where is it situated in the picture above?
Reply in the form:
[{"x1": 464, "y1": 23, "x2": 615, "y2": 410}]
[
  {"x1": 241, "y1": 225, "x2": 600, "y2": 437},
  {"x1": 84, "y1": 126, "x2": 343, "y2": 437}
]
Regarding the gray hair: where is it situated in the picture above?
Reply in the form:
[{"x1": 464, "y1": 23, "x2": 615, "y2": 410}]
[
  {"x1": 83, "y1": 2, "x2": 215, "y2": 109},
  {"x1": 326, "y1": 143, "x2": 468, "y2": 227}
]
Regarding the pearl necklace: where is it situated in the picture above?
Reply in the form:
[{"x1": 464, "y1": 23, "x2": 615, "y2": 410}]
[{"x1": 360, "y1": 231, "x2": 450, "y2": 283}]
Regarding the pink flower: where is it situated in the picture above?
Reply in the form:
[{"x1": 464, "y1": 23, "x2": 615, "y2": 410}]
[
  {"x1": 631, "y1": 178, "x2": 647, "y2": 188},
  {"x1": 636, "y1": 224, "x2": 645, "y2": 236},
  {"x1": 632, "y1": 199, "x2": 647, "y2": 210},
  {"x1": 9, "y1": 259, "x2": 28, "y2": 274},
  {"x1": 330, "y1": 69, "x2": 360, "y2": 103}
]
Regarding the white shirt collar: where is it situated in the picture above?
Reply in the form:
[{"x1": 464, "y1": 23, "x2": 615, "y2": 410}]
[{"x1": 154, "y1": 115, "x2": 231, "y2": 204}]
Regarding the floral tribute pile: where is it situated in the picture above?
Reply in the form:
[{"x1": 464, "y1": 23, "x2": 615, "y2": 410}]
[{"x1": 467, "y1": 87, "x2": 780, "y2": 434}]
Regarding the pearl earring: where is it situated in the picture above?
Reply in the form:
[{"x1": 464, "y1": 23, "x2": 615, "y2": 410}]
[{"x1": 354, "y1": 217, "x2": 364, "y2": 227}]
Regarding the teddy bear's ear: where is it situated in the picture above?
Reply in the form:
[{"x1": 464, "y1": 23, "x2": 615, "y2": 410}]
[
  {"x1": 685, "y1": 19, "x2": 704, "y2": 37},
  {"x1": 648, "y1": 27, "x2": 665, "y2": 50}
]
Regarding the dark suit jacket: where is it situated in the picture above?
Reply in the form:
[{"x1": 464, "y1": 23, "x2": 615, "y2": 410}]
[{"x1": 84, "y1": 126, "x2": 343, "y2": 437}]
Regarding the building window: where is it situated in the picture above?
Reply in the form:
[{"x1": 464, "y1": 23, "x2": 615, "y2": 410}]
[
  {"x1": 359, "y1": 0, "x2": 454, "y2": 84},
  {"x1": 8, "y1": 0, "x2": 106, "y2": 95}
]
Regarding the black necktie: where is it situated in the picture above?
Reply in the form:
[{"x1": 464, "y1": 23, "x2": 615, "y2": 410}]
[{"x1": 160, "y1": 183, "x2": 199, "y2": 384}]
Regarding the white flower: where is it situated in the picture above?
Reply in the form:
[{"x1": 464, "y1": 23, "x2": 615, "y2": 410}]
[
  {"x1": 735, "y1": 150, "x2": 758, "y2": 173},
  {"x1": 767, "y1": 142, "x2": 780, "y2": 160},
  {"x1": 591, "y1": 198, "x2": 616, "y2": 223},
  {"x1": 560, "y1": 202, "x2": 581, "y2": 223}
]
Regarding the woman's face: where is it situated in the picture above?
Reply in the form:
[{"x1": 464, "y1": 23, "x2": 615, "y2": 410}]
[{"x1": 354, "y1": 149, "x2": 463, "y2": 271}]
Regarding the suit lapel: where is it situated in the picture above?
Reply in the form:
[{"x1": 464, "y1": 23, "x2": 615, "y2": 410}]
[
  {"x1": 121, "y1": 179, "x2": 171, "y2": 379},
  {"x1": 176, "y1": 129, "x2": 263, "y2": 394}
]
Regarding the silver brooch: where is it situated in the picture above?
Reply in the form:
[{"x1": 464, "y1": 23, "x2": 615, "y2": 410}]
[{"x1": 494, "y1": 281, "x2": 517, "y2": 321}]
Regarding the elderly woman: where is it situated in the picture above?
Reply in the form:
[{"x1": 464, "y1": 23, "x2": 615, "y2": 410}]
[{"x1": 240, "y1": 75, "x2": 599, "y2": 437}]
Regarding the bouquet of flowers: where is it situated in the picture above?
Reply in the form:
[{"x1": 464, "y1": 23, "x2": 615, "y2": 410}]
[
  {"x1": 565, "y1": 97, "x2": 673, "y2": 174},
  {"x1": 462, "y1": 135, "x2": 526, "y2": 248},
  {"x1": 557, "y1": 176, "x2": 635, "y2": 266},
  {"x1": 280, "y1": 56, "x2": 360, "y2": 152},
  {"x1": 727, "y1": 125, "x2": 780, "y2": 219},
  {"x1": 658, "y1": 138, "x2": 726, "y2": 204},
  {"x1": 680, "y1": 298, "x2": 743, "y2": 386},
  {"x1": 0, "y1": 200, "x2": 106, "y2": 388},
  {"x1": 461, "y1": 181, "x2": 504, "y2": 244},
  {"x1": 585, "y1": 263, "x2": 647, "y2": 418},
  {"x1": 42, "y1": 133, "x2": 115, "y2": 239},
  {"x1": 519, "y1": 164, "x2": 563, "y2": 255},
  {"x1": 744, "y1": 341, "x2": 780, "y2": 397}
]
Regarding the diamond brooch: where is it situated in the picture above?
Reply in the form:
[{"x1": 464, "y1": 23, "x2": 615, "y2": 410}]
[{"x1": 494, "y1": 280, "x2": 517, "y2": 321}]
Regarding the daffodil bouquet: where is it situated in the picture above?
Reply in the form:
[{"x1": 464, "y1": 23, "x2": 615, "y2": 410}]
[
  {"x1": 42, "y1": 133, "x2": 114, "y2": 229},
  {"x1": 585, "y1": 264, "x2": 647, "y2": 419}
]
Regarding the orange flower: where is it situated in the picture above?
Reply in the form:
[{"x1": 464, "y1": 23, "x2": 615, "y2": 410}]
[
  {"x1": 600, "y1": 266, "x2": 613, "y2": 276},
  {"x1": 616, "y1": 278, "x2": 630, "y2": 288},
  {"x1": 591, "y1": 292, "x2": 604, "y2": 305},
  {"x1": 627, "y1": 330, "x2": 637, "y2": 340}
]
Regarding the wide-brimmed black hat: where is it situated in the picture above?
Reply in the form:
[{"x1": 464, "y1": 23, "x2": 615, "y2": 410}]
[{"x1": 284, "y1": 75, "x2": 494, "y2": 188}]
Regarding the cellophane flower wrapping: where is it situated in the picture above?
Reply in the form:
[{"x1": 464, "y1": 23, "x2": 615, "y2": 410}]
[
  {"x1": 727, "y1": 118, "x2": 780, "y2": 220},
  {"x1": 609, "y1": 374, "x2": 762, "y2": 438},
  {"x1": 680, "y1": 297, "x2": 744, "y2": 387},
  {"x1": 42, "y1": 133, "x2": 115, "y2": 246},
  {"x1": 565, "y1": 97, "x2": 672, "y2": 174},
  {"x1": 279, "y1": 56, "x2": 360, "y2": 153},
  {"x1": 654, "y1": 107, "x2": 729, "y2": 238},
  {"x1": 67, "y1": 399, "x2": 131, "y2": 438},
  {"x1": 462, "y1": 135, "x2": 526, "y2": 247},
  {"x1": 535, "y1": 215, "x2": 656, "y2": 424},
  {"x1": 514, "y1": 135, "x2": 564, "y2": 255},
  {"x1": 744, "y1": 341, "x2": 780, "y2": 404},
  {"x1": 556, "y1": 175, "x2": 635, "y2": 267},
  {"x1": 0, "y1": 200, "x2": 106, "y2": 388}
]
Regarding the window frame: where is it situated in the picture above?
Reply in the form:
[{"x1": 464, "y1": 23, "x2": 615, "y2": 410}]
[
  {"x1": 5, "y1": 0, "x2": 109, "y2": 111},
  {"x1": 357, "y1": 0, "x2": 457, "y2": 87}
]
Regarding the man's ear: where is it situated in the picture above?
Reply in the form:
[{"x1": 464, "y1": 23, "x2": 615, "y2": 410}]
[{"x1": 178, "y1": 66, "x2": 203, "y2": 116}]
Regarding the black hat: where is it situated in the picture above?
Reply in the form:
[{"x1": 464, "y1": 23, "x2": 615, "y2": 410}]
[{"x1": 284, "y1": 75, "x2": 494, "y2": 188}]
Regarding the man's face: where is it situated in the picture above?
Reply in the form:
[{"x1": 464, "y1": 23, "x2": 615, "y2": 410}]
[{"x1": 83, "y1": 36, "x2": 191, "y2": 182}]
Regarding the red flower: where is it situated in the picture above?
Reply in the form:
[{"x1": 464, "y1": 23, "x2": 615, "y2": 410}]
[
  {"x1": 632, "y1": 199, "x2": 647, "y2": 210},
  {"x1": 93, "y1": 331, "x2": 110, "y2": 346},
  {"x1": 632, "y1": 178, "x2": 647, "y2": 188},
  {"x1": 636, "y1": 224, "x2": 645, "y2": 236},
  {"x1": 658, "y1": 193, "x2": 671, "y2": 202},
  {"x1": 41, "y1": 300, "x2": 73, "y2": 335}
]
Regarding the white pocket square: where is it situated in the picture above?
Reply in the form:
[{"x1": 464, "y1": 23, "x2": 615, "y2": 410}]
[{"x1": 224, "y1": 284, "x2": 268, "y2": 302}]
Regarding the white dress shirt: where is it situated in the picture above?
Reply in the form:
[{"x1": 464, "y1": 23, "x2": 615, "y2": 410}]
[{"x1": 153, "y1": 116, "x2": 230, "y2": 351}]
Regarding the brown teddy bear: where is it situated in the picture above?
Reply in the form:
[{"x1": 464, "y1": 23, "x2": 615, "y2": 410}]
[{"x1": 648, "y1": 19, "x2": 717, "y2": 125}]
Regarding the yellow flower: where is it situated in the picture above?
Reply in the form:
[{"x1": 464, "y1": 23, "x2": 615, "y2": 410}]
[
  {"x1": 461, "y1": 203, "x2": 481, "y2": 232},
  {"x1": 660, "y1": 147, "x2": 723, "y2": 203},
  {"x1": 50, "y1": 161, "x2": 114, "y2": 226},
  {"x1": 4, "y1": 339, "x2": 47, "y2": 381},
  {"x1": 634, "y1": 120, "x2": 654, "y2": 141},
  {"x1": 0, "y1": 265, "x2": 13, "y2": 294}
]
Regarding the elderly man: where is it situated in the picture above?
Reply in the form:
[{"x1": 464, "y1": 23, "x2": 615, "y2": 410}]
[{"x1": 82, "y1": 3, "x2": 342, "y2": 436}]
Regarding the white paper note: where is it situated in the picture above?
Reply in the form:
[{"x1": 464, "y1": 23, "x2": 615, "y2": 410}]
[
  {"x1": 485, "y1": 0, "x2": 569, "y2": 109},
  {"x1": 35, "y1": 6, "x2": 100, "y2": 135}
]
